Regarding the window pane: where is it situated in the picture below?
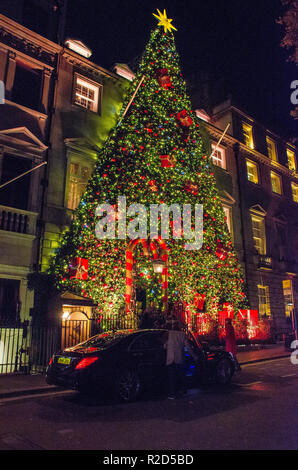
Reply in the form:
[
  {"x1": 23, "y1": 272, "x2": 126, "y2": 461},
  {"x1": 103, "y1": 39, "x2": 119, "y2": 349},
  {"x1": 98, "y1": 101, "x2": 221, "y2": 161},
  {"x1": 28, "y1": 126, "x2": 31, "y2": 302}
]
[
  {"x1": 292, "y1": 183, "x2": 298, "y2": 202},
  {"x1": 287, "y1": 149, "x2": 296, "y2": 171},
  {"x1": 246, "y1": 160, "x2": 258, "y2": 184},
  {"x1": 74, "y1": 76, "x2": 99, "y2": 112},
  {"x1": 271, "y1": 172, "x2": 282, "y2": 194},
  {"x1": 258, "y1": 286, "x2": 271, "y2": 317}
]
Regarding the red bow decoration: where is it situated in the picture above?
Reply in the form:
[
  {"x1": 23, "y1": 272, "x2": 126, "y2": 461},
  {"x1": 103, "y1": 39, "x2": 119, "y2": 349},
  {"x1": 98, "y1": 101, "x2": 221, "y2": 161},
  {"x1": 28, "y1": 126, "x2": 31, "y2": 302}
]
[
  {"x1": 69, "y1": 257, "x2": 88, "y2": 280},
  {"x1": 177, "y1": 109, "x2": 193, "y2": 127}
]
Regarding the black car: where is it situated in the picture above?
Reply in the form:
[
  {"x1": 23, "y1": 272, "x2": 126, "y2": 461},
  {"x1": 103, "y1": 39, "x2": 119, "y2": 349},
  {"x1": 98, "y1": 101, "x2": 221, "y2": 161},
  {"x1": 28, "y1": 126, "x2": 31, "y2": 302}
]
[{"x1": 46, "y1": 329, "x2": 235, "y2": 402}]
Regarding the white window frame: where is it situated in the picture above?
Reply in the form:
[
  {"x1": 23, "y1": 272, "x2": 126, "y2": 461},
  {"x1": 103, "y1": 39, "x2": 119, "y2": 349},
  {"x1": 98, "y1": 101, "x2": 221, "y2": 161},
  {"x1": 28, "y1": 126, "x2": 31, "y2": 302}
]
[
  {"x1": 251, "y1": 215, "x2": 266, "y2": 255},
  {"x1": 66, "y1": 160, "x2": 93, "y2": 210},
  {"x1": 222, "y1": 204, "x2": 232, "y2": 235},
  {"x1": 287, "y1": 148, "x2": 296, "y2": 172},
  {"x1": 242, "y1": 123, "x2": 254, "y2": 149},
  {"x1": 258, "y1": 285, "x2": 271, "y2": 317},
  {"x1": 270, "y1": 171, "x2": 282, "y2": 195},
  {"x1": 266, "y1": 136, "x2": 278, "y2": 162},
  {"x1": 211, "y1": 144, "x2": 226, "y2": 169},
  {"x1": 291, "y1": 182, "x2": 298, "y2": 203},
  {"x1": 73, "y1": 74, "x2": 101, "y2": 113},
  {"x1": 246, "y1": 159, "x2": 259, "y2": 184}
]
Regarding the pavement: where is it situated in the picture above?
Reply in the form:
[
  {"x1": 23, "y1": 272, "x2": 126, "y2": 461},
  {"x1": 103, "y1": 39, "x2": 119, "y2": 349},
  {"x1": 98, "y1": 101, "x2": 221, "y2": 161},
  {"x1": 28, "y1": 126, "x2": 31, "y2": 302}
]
[{"x1": 0, "y1": 342, "x2": 290, "y2": 400}]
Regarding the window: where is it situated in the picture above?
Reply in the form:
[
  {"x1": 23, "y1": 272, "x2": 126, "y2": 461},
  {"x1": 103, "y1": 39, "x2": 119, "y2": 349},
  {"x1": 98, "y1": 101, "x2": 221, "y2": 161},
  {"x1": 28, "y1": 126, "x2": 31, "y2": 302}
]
[
  {"x1": 258, "y1": 285, "x2": 271, "y2": 317},
  {"x1": 246, "y1": 159, "x2": 259, "y2": 184},
  {"x1": 129, "y1": 333, "x2": 165, "y2": 350},
  {"x1": 0, "y1": 154, "x2": 31, "y2": 210},
  {"x1": 291, "y1": 182, "x2": 298, "y2": 203},
  {"x1": 211, "y1": 145, "x2": 226, "y2": 169},
  {"x1": 0, "y1": 279, "x2": 20, "y2": 324},
  {"x1": 266, "y1": 136, "x2": 278, "y2": 162},
  {"x1": 67, "y1": 162, "x2": 92, "y2": 210},
  {"x1": 242, "y1": 123, "x2": 254, "y2": 149},
  {"x1": 222, "y1": 205, "x2": 232, "y2": 234},
  {"x1": 271, "y1": 171, "x2": 282, "y2": 195},
  {"x1": 251, "y1": 216, "x2": 266, "y2": 254},
  {"x1": 11, "y1": 61, "x2": 42, "y2": 111},
  {"x1": 282, "y1": 280, "x2": 294, "y2": 318},
  {"x1": 287, "y1": 149, "x2": 296, "y2": 172},
  {"x1": 74, "y1": 75, "x2": 101, "y2": 113}
]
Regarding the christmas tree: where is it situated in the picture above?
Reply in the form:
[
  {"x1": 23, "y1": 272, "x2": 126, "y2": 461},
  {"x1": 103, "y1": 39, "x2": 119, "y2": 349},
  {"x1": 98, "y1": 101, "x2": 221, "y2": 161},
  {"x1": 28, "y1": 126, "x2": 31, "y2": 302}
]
[{"x1": 50, "y1": 10, "x2": 247, "y2": 329}]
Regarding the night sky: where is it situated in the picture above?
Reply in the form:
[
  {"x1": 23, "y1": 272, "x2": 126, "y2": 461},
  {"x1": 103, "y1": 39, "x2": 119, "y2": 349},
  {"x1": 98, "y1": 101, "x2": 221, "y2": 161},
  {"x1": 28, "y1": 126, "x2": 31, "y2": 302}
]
[{"x1": 66, "y1": 0, "x2": 296, "y2": 139}]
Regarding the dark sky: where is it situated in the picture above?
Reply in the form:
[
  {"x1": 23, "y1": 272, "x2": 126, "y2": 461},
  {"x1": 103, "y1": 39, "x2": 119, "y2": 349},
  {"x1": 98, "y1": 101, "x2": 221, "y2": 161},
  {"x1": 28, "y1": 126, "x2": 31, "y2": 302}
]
[{"x1": 66, "y1": 0, "x2": 296, "y2": 139}]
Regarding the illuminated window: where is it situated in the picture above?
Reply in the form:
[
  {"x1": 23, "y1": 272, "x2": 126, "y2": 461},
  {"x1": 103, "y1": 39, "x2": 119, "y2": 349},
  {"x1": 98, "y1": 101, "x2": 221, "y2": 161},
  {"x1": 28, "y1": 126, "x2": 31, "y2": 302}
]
[
  {"x1": 287, "y1": 149, "x2": 296, "y2": 172},
  {"x1": 67, "y1": 162, "x2": 91, "y2": 210},
  {"x1": 211, "y1": 144, "x2": 226, "y2": 169},
  {"x1": 251, "y1": 216, "x2": 266, "y2": 254},
  {"x1": 271, "y1": 171, "x2": 282, "y2": 195},
  {"x1": 242, "y1": 123, "x2": 254, "y2": 149},
  {"x1": 291, "y1": 182, "x2": 298, "y2": 203},
  {"x1": 74, "y1": 75, "x2": 101, "y2": 112},
  {"x1": 222, "y1": 205, "x2": 232, "y2": 234},
  {"x1": 258, "y1": 285, "x2": 271, "y2": 317},
  {"x1": 282, "y1": 280, "x2": 294, "y2": 318},
  {"x1": 246, "y1": 159, "x2": 259, "y2": 184},
  {"x1": 266, "y1": 136, "x2": 278, "y2": 162}
]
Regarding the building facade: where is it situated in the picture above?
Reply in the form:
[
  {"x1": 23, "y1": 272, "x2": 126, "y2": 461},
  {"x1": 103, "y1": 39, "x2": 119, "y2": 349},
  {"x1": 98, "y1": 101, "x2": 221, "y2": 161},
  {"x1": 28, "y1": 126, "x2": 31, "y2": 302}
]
[
  {"x1": 0, "y1": 12, "x2": 128, "y2": 326},
  {"x1": 198, "y1": 100, "x2": 298, "y2": 337}
]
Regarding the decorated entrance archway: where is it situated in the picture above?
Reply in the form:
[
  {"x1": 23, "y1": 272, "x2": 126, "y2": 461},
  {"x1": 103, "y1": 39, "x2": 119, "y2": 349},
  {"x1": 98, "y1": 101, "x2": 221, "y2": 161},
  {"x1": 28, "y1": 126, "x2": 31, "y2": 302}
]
[{"x1": 125, "y1": 238, "x2": 168, "y2": 314}]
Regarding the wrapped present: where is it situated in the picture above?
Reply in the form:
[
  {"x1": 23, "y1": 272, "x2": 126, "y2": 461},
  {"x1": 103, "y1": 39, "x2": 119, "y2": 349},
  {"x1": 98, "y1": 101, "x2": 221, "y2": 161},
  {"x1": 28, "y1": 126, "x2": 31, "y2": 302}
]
[
  {"x1": 238, "y1": 309, "x2": 259, "y2": 327},
  {"x1": 194, "y1": 293, "x2": 206, "y2": 310},
  {"x1": 69, "y1": 257, "x2": 88, "y2": 280},
  {"x1": 177, "y1": 109, "x2": 193, "y2": 127},
  {"x1": 160, "y1": 154, "x2": 176, "y2": 168},
  {"x1": 215, "y1": 242, "x2": 228, "y2": 261},
  {"x1": 223, "y1": 303, "x2": 234, "y2": 318}
]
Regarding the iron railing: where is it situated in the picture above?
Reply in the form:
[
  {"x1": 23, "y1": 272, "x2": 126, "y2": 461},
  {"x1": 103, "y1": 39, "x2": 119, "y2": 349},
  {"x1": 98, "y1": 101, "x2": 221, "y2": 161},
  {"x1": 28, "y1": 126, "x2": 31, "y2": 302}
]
[{"x1": 0, "y1": 317, "x2": 139, "y2": 375}]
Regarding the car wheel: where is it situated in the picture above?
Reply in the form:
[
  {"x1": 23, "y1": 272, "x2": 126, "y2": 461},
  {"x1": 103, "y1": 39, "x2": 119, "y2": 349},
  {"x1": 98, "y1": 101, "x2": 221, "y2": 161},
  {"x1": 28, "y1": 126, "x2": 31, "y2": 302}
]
[
  {"x1": 116, "y1": 369, "x2": 141, "y2": 402},
  {"x1": 215, "y1": 358, "x2": 233, "y2": 385}
]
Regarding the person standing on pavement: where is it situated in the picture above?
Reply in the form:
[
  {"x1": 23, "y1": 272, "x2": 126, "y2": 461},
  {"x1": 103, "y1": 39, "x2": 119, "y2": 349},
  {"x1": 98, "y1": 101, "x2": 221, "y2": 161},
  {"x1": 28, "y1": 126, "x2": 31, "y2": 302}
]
[
  {"x1": 224, "y1": 318, "x2": 241, "y2": 371},
  {"x1": 164, "y1": 318, "x2": 197, "y2": 399}
]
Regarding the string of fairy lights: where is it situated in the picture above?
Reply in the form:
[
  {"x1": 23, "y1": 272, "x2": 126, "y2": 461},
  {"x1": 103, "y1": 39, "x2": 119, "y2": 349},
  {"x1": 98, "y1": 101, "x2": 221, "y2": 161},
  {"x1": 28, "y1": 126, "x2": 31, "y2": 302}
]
[{"x1": 49, "y1": 11, "x2": 247, "y2": 320}]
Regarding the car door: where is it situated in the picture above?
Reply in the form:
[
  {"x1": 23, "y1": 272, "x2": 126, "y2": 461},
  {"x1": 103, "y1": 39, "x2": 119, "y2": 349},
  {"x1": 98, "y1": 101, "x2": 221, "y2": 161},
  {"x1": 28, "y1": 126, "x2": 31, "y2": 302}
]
[{"x1": 128, "y1": 332, "x2": 167, "y2": 383}]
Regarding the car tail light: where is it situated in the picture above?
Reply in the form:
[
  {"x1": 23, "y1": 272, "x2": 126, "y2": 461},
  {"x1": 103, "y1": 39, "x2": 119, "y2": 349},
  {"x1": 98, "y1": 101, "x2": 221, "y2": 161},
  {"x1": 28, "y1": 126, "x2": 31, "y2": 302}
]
[
  {"x1": 49, "y1": 355, "x2": 54, "y2": 366},
  {"x1": 75, "y1": 356, "x2": 99, "y2": 370}
]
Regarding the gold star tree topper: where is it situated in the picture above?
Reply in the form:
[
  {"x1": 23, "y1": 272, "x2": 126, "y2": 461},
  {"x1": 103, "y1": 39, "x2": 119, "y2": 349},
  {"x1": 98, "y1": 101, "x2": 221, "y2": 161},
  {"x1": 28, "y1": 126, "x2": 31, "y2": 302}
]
[{"x1": 153, "y1": 9, "x2": 177, "y2": 33}]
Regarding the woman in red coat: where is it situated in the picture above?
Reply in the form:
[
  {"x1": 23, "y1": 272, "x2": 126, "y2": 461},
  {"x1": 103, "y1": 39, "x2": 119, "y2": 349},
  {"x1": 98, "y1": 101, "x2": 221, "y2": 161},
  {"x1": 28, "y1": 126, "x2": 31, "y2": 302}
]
[{"x1": 225, "y1": 318, "x2": 241, "y2": 370}]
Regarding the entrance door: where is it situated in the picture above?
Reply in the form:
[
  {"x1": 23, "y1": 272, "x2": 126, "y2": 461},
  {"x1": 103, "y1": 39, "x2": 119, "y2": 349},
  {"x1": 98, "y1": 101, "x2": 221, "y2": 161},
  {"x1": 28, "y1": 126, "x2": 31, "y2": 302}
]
[{"x1": 61, "y1": 310, "x2": 90, "y2": 349}]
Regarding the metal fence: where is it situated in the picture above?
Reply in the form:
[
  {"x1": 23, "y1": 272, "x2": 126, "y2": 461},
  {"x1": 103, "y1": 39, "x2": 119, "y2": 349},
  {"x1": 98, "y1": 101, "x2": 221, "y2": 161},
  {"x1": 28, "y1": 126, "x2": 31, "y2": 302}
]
[{"x1": 0, "y1": 316, "x2": 139, "y2": 375}]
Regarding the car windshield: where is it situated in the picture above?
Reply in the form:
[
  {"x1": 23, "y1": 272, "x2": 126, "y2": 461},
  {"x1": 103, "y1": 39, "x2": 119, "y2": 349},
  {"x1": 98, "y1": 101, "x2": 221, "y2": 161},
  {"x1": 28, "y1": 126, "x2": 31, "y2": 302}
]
[{"x1": 68, "y1": 331, "x2": 133, "y2": 351}]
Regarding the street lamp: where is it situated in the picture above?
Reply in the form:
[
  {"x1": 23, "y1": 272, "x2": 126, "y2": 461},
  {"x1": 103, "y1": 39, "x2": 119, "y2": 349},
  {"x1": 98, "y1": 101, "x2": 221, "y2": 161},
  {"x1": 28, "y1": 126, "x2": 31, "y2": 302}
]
[{"x1": 152, "y1": 258, "x2": 165, "y2": 274}]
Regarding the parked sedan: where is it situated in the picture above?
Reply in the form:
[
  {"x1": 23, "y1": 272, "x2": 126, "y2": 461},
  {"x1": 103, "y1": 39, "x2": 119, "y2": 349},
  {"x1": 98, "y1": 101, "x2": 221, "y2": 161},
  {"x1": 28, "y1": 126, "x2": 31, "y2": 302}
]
[{"x1": 46, "y1": 329, "x2": 235, "y2": 402}]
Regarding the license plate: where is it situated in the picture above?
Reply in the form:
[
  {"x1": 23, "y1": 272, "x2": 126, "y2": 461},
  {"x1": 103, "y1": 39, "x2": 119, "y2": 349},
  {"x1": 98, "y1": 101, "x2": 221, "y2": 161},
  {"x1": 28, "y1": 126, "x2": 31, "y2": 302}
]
[{"x1": 57, "y1": 356, "x2": 71, "y2": 365}]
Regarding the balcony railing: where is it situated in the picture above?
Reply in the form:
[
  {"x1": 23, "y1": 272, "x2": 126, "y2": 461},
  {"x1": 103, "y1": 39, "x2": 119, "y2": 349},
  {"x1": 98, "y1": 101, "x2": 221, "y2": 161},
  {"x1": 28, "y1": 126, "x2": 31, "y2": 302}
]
[
  {"x1": 258, "y1": 255, "x2": 272, "y2": 269},
  {"x1": 0, "y1": 205, "x2": 38, "y2": 236}
]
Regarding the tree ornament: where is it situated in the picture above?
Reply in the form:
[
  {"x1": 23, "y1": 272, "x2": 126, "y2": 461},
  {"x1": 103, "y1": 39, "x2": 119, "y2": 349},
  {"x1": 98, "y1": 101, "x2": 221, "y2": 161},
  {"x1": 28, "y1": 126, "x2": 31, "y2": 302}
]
[
  {"x1": 155, "y1": 68, "x2": 172, "y2": 89},
  {"x1": 160, "y1": 154, "x2": 176, "y2": 168},
  {"x1": 68, "y1": 257, "x2": 88, "y2": 280},
  {"x1": 177, "y1": 109, "x2": 193, "y2": 127},
  {"x1": 215, "y1": 242, "x2": 228, "y2": 261}
]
